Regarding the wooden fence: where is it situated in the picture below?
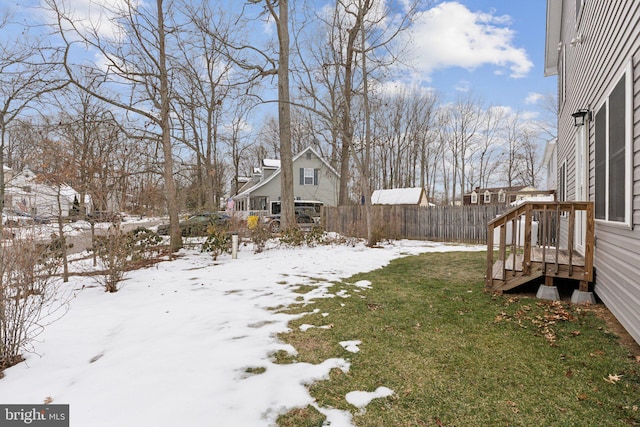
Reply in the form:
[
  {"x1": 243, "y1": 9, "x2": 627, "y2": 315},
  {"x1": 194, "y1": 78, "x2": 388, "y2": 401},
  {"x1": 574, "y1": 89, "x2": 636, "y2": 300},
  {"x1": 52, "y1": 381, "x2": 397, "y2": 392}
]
[{"x1": 322, "y1": 205, "x2": 508, "y2": 244}]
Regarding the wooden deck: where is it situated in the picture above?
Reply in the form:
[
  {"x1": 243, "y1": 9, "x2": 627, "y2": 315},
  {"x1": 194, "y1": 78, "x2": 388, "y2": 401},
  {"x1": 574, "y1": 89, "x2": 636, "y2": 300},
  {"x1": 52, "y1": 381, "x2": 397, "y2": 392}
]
[{"x1": 486, "y1": 201, "x2": 594, "y2": 293}]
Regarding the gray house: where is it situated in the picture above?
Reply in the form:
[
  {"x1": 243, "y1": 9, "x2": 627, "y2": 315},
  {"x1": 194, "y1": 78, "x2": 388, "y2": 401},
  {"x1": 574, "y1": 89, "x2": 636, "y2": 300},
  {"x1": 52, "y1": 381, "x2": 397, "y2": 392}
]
[
  {"x1": 232, "y1": 146, "x2": 340, "y2": 217},
  {"x1": 545, "y1": 0, "x2": 640, "y2": 343}
]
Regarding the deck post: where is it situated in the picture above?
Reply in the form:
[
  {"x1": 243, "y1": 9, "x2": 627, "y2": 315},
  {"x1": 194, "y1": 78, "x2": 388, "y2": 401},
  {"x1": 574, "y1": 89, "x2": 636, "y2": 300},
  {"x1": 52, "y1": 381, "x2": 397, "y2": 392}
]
[
  {"x1": 583, "y1": 202, "x2": 595, "y2": 283},
  {"x1": 523, "y1": 204, "x2": 532, "y2": 275},
  {"x1": 486, "y1": 222, "x2": 494, "y2": 289}
]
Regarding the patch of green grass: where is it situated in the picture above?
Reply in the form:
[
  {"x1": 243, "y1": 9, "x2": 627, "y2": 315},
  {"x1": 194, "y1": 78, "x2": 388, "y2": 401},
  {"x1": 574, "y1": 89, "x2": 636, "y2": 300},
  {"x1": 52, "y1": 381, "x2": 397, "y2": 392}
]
[
  {"x1": 277, "y1": 405, "x2": 326, "y2": 427},
  {"x1": 277, "y1": 251, "x2": 640, "y2": 426},
  {"x1": 243, "y1": 366, "x2": 266, "y2": 377}
]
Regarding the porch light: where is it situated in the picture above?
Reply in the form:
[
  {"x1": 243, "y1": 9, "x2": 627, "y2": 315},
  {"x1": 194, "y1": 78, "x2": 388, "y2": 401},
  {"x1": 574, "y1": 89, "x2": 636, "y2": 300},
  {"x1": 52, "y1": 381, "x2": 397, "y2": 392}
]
[{"x1": 571, "y1": 109, "x2": 591, "y2": 127}]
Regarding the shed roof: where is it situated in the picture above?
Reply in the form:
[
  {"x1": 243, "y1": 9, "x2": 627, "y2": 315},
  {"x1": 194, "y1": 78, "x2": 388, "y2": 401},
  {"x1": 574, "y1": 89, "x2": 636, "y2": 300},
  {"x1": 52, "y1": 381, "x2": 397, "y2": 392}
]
[{"x1": 371, "y1": 187, "x2": 425, "y2": 205}]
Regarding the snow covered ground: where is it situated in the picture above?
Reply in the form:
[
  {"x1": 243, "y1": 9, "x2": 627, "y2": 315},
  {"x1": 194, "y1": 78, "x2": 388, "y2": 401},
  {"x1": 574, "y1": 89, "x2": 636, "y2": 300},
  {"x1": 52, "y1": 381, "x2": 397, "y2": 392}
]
[{"x1": 0, "y1": 237, "x2": 484, "y2": 426}]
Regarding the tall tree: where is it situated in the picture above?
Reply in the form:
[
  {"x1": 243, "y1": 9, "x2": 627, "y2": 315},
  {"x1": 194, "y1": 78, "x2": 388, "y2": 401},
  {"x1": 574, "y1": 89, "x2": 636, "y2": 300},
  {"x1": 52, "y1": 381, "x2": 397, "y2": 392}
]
[
  {"x1": 48, "y1": 0, "x2": 183, "y2": 251},
  {"x1": 0, "y1": 12, "x2": 66, "y2": 234}
]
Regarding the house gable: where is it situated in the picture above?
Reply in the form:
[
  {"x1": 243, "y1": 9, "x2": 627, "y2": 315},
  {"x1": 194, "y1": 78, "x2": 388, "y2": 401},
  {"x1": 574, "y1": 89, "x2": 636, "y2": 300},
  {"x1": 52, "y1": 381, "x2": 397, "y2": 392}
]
[{"x1": 233, "y1": 147, "x2": 340, "y2": 211}]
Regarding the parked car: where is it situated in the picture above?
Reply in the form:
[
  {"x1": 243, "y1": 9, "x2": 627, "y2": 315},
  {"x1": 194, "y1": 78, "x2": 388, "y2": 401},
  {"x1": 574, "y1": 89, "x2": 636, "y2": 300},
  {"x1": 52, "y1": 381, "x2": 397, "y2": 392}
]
[
  {"x1": 87, "y1": 211, "x2": 122, "y2": 223},
  {"x1": 264, "y1": 209, "x2": 315, "y2": 233},
  {"x1": 157, "y1": 212, "x2": 231, "y2": 237},
  {"x1": 2, "y1": 209, "x2": 34, "y2": 226}
]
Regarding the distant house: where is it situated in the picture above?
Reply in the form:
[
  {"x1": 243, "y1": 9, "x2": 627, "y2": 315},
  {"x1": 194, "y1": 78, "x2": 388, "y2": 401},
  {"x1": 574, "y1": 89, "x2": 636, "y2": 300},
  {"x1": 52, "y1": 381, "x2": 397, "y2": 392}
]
[
  {"x1": 3, "y1": 166, "x2": 91, "y2": 218},
  {"x1": 232, "y1": 147, "x2": 340, "y2": 217},
  {"x1": 545, "y1": 0, "x2": 640, "y2": 343},
  {"x1": 371, "y1": 187, "x2": 431, "y2": 206},
  {"x1": 462, "y1": 186, "x2": 552, "y2": 206},
  {"x1": 541, "y1": 139, "x2": 558, "y2": 192}
]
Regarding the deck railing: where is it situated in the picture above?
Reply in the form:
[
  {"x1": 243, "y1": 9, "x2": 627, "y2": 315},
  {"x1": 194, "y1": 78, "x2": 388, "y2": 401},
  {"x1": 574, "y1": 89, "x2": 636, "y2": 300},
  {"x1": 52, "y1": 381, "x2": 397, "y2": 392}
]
[{"x1": 486, "y1": 201, "x2": 594, "y2": 291}]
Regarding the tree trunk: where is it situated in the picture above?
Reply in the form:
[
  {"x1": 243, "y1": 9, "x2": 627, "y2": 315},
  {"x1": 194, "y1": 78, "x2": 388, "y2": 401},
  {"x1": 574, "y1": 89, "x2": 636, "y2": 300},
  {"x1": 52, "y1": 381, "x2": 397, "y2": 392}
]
[
  {"x1": 157, "y1": 0, "x2": 182, "y2": 251},
  {"x1": 276, "y1": 0, "x2": 294, "y2": 230}
]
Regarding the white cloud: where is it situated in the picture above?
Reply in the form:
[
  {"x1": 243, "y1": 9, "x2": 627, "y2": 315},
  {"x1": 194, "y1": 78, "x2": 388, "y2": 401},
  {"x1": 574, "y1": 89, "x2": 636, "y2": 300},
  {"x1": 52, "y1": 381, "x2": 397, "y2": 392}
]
[
  {"x1": 408, "y1": 2, "x2": 533, "y2": 79},
  {"x1": 525, "y1": 92, "x2": 544, "y2": 105},
  {"x1": 454, "y1": 80, "x2": 471, "y2": 92}
]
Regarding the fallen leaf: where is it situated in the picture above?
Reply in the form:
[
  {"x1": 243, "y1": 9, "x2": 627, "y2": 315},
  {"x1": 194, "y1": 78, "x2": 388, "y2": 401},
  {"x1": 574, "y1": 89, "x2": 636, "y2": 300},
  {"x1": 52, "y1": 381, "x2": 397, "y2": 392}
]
[
  {"x1": 44, "y1": 396, "x2": 53, "y2": 404},
  {"x1": 577, "y1": 393, "x2": 588, "y2": 401},
  {"x1": 604, "y1": 374, "x2": 622, "y2": 384},
  {"x1": 570, "y1": 330, "x2": 581, "y2": 337}
]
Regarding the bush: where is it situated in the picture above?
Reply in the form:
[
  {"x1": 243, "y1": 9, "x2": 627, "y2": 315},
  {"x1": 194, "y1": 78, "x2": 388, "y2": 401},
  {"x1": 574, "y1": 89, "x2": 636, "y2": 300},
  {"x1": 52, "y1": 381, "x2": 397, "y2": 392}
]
[
  {"x1": 126, "y1": 227, "x2": 163, "y2": 262},
  {"x1": 93, "y1": 229, "x2": 130, "y2": 293},
  {"x1": 280, "y1": 225, "x2": 328, "y2": 248},
  {"x1": 202, "y1": 225, "x2": 232, "y2": 260},
  {"x1": 250, "y1": 222, "x2": 271, "y2": 253},
  {"x1": 0, "y1": 238, "x2": 66, "y2": 371},
  {"x1": 304, "y1": 225, "x2": 325, "y2": 247},
  {"x1": 279, "y1": 226, "x2": 306, "y2": 247}
]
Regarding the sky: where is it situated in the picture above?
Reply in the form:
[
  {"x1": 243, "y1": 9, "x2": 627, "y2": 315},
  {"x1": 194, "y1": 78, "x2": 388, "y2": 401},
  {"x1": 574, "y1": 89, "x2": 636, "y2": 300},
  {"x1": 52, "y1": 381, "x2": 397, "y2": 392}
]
[
  {"x1": 0, "y1": 222, "x2": 484, "y2": 426},
  {"x1": 405, "y1": 1, "x2": 555, "y2": 115},
  {"x1": 0, "y1": 0, "x2": 556, "y2": 123}
]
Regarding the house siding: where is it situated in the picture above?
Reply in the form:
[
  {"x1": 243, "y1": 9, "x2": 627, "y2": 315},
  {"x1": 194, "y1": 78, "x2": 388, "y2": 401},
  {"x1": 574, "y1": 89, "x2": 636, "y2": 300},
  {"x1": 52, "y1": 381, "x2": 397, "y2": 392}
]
[
  {"x1": 234, "y1": 147, "x2": 340, "y2": 212},
  {"x1": 554, "y1": 0, "x2": 640, "y2": 343}
]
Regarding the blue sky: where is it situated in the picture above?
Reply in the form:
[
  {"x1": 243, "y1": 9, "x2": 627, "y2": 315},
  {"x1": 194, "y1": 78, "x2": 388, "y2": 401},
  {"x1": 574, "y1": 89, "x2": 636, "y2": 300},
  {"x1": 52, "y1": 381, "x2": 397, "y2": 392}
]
[
  {"x1": 0, "y1": 0, "x2": 555, "y2": 120},
  {"x1": 409, "y1": 1, "x2": 555, "y2": 114}
]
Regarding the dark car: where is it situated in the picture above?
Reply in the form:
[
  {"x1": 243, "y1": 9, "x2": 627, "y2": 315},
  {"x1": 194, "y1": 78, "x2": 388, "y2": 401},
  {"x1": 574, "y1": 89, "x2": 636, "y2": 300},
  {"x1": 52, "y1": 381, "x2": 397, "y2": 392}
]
[
  {"x1": 157, "y1": 212, "x2": 231, "y2": 237},
  {"x1": 2, "y1": 209, "x2": 34, "y2": 226},
  {"x1": 264, "y1": 210, "x2": 315, "y2": 233},
  {"x1": 87, "y1": 211, "x2": 122, "y2": 223}
]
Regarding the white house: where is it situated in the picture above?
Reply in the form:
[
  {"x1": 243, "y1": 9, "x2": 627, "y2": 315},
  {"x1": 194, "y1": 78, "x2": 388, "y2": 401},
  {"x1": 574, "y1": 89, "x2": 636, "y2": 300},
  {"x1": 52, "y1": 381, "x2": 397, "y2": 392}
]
[
  {"x1": 3, "y1": 166, "x2": 91, "y2": 218},
  {"x1": 232, "y1": 146, "x2": 340, "y2": 217}
]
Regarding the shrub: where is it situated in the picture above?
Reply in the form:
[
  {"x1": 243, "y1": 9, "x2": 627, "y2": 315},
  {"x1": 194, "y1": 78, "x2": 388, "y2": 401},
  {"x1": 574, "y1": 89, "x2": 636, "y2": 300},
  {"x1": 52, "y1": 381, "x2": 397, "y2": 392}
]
[
  {"x1": 304, "y1": 225, "x2": 325, "y2": 247},
  {"x1": 93, "y1": 228, "x2": 131, "y2": 293},
  {"x1": 0, "y1": 237, "x2": 66, "y2": 371},
  {"x1": 250, "y1": 222, "x2": 271, "y2": 253},
  {"x1": 126, "y1": 227, "x2": 163, "y2": 262},
  {"x1": 279, "y1": 226, "x2": 306, "y2": 247},
  {"x1": 202, "y1": 225, "x2": 232, "y2": 260}
]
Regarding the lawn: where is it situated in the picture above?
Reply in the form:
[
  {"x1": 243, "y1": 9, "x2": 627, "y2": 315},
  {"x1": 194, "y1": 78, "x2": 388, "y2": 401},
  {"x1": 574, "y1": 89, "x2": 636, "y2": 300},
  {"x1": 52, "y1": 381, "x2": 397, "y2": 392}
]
[{"x1": 277, "y1": 251, "x2": 640, "y2": 426}]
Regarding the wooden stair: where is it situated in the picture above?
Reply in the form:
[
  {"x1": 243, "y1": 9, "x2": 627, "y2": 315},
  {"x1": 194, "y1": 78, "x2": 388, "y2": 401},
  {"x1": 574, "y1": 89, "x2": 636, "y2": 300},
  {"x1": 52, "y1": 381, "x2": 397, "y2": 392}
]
[{"x1": 485, "y1": 201, "x2": 594, "y2": 294}]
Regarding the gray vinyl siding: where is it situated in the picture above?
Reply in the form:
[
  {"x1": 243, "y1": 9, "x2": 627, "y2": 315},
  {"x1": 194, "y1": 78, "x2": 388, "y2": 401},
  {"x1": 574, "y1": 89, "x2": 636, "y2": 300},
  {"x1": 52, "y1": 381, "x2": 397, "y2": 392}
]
[{"x1": 555, "y1": 0, "x2": 640, "y2": 343}]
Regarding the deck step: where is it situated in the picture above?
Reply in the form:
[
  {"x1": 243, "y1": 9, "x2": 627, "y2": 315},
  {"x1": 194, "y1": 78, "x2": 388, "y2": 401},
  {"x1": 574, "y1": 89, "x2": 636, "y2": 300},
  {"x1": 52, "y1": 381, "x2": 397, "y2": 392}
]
[{"x1": 493, "y1": 269, "x2": 544, "y2": 292}]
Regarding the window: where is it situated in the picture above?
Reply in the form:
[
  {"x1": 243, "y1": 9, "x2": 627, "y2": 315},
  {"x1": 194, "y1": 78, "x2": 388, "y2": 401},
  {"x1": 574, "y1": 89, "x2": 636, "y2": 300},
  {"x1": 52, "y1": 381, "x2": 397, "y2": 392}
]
[
  {"x1": 498, "y1": 190, "x2": 506, "y2": 203},
  {"x1": 470, "y1": 191, "x2": 478, "y2": 204},
  {"x1": 299, "y1": 168, "x2": 318, "y2": 185},
  {"x1": 483, "y1": 190, "x2": 491, "y2": 204},
  {"x1": 594, "y1": 65, "x2": 631, "y2": 224}
]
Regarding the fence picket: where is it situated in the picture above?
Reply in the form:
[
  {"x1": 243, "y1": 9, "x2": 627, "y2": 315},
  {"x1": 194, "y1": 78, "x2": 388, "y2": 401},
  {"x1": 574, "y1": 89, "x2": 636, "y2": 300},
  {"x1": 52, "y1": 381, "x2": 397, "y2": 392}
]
[{"x1": 322, "y1": 205, "x2": 507, "y2": 244}]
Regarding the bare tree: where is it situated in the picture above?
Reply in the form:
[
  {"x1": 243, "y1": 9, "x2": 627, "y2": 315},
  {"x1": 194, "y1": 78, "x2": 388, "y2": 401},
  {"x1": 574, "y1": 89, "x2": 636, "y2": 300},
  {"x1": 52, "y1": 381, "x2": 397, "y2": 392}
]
[
  {"x1": 475, "y1": 106, "x2": 506, "y2": 189},
  {"x1": 441, "y1": 92, "x2": 484, "y2": 202},
  {"x1": 0, "y1": 13, "x2": 66, "y2": 235},
  {"x1": 47, "y1": 0, "x2": 183, "y2": 251}
]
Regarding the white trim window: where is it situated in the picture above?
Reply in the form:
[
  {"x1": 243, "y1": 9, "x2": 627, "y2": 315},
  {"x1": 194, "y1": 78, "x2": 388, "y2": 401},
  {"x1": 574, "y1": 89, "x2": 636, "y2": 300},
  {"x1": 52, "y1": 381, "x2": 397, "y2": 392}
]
[
  {"x1": 498, "y1": 190, "x2": 506, "y2": 203},
  {"x1": 594, "y1": 63, "x2": 632, "y2": 225},
  {"x1": 470, "y1": 191, "x2": 478, "y2": 204},
  {"x1": 299, "y1": 168, "x2": 318, "y2": 186},
  {"x1": 483, "y1": 190, "x2": 491, "y2": 204}
]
